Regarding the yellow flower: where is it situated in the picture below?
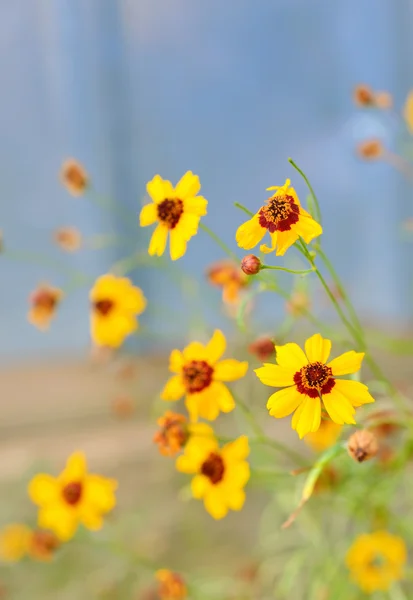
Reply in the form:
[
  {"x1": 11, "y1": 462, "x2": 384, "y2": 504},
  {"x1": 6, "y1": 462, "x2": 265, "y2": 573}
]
[
  {"x1": 140, "y1": 171, "x2": 208, "y2": 261},
  {"x1": 28, "y1": 451, "x2": 117, "y2": 541},
  {"x1": 60, "y1": 158, "x2": 89, "y2": 196},
  {"x1": 156, "y1": 569, "x2": 187, "y2": 600},
  {"x1": 0, "y1": 524, "x2": 31, "y2": 562},
  {"x1": 176, "y1": 427, "x2": 250, "y2": 519},
  {"x1": 304, "y1": 417, "x2": 342, "y2": 452},
  {"x1": 90, "y1": 274, "x2": 146, "y2": 348},
  {"x1": 28, "y1": 283, "x2": 63, "y2": 330},
  {"x1": 346, "y1": 531, "x2": 406, "y2": 593},
  {"x1": 255, "y1": 333, "x2": 374, "y2": 438},
  {"x1": 161, "y1": 330, "x2": 248, "y2": 421},
  {"x1": 404, "y1": 90, "x2": 413, "y2": 134},
  {"x1": 236, "y1": 179, "x2": 322, "y2": 256}
]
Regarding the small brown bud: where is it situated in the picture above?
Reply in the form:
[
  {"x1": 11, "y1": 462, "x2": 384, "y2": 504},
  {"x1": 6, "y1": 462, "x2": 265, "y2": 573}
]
[
  {"x1": 348, "y1": 429, "x2": 378, "y2": 463},
  {"x1": 241, "y1": 254, "x2": 261, "y2": 275},
  {"x1": 248, "y1": 336, "x2": 275, "y2": 361}
]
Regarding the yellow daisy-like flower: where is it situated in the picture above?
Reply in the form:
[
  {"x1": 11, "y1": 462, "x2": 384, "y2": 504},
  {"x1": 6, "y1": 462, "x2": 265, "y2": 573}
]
[
  {"x1": 140, "y1": 171, "x2": 208, "y2": 261},
  {"x1": 304, "y1": 417, "x2": 342, "y2": 452},
  {"x1": 346, "y1": 531, "x2": 406, "y2": 593},
  {"x1": 90, "y1": 274, "x2": 147, "y2": 348},
  {"x1": 176, "y1": 426, "x2": 250, "y2": 520},
  {"x1": 255, "y1": 333, "x2": 374, "y2": 438},
  {"x1": 161, "y1": 330, "x2": 248, "y2": 421},
  {"x1": 0, "y1": 523, "x2": 31, "y2": 563},
  {"x1": 28, "y1": 451, "x2": 117, "y2": 541},
  {"x1": 236, "y1": 178, "x2": 322, "y2": 256}
]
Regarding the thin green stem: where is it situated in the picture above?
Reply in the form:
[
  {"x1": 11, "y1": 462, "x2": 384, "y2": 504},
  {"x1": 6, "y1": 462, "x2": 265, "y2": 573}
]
[
  {"x1": 199, "y1": 222, "x2": 238, "y2": 261},
  {"x1": 86, "y1": 188, "x2": 138, "y2": 229},
  {"x1": 288, "y1": 157, "x2": 322, "y2": 226},
  {"x1": 2, "y1": 249, "x2": 87, "y2": 280},
  {"x1": 261, "y1": 265, "x2": 315, "y2": 275},
  {"x1": 234, "y1": 202, "x2": 254, "y2": 217}
]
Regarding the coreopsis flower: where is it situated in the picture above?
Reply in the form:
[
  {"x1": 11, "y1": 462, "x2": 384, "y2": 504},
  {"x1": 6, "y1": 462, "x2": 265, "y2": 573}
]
[
  {"x1": 404, "y1": 90, "x2": 413, "y2": 134},
  {"x1": 357, "y1": 139, "x2": 383, "y2": 160},
  {"x1": 154, "y1": 411, "x2": 189, "y2": 456},
  {"x1": 28, "y1": 451, "x2": 117, "y2": 541},
  {"x1": 248, "y1": 336, "x2": 275, "y2": 361},
  {"x1": 161, "y1": 330, "x2": 248, "y2": 421},
  {"x1": 140, "y1": 171, "x2": 208, "y2": 261},
  {"x1": 304, "y1": 417, "x2": 342, "y2": 452},
  {"x1": 60, "y1": 158, "x2": 89, "y2": 196},
  {"x1": 156, "y1": 570, "x2": 187, "y2": 600},
  {"x1": 176, "y1": 430, "x2": 250, "y2": 519},
  {"x1": 0, "y1": 524, "x2": 31, "y2": 563},
  {"x1": 90, "y1": 274, "x2": 147, "y2": 348},
  {"x1": 206, "y1": 260, "x2": 248, "y2": 304},
  {"x1": 235, "y1": 179, "x2": 322, "y2": 257},
  {"x1": 346, "y1": 532, "x2": 406, "y2": 593},
  {"x1": 255, "y1": 333, "x2": 375, "y2": 438},
  {"x1": 28, "y1": 530, "x2": 59, "y2": 561},
  {"x1": 28, "y1": 284, "x2": 63, "y2": 330},
  {"x1": 53, "y1": 227, "x2": 82, "y2": 252}
]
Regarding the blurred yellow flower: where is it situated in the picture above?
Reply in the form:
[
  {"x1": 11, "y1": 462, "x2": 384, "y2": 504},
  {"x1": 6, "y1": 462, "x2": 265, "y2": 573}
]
[
  {"x1": 28, "y1": 283, "x2": 63, "y2": 330},
  {"x1": 304, "y1": 417, "x2": 342, "y2": 452},
  {"x1": 140, "y1": 171, "x2": 207, "y2": 261},
  {"x1": 28, "y1": 451, "x2": 117, "y2": 541},
  {"x1": 90, "y1": 274, "x2": 146, "y2": 348},
  {"x1": 236, "y1": 179, "x2": 322, "y2": 256},
  {"x1": 154, "y1": 411, "x2": 189, "y2": 457},
  {"x1": 156, "y1": 569, "x2": 187, "y2": 599},
  {"x1": 0, "y1": 524, "x2": 31, "y2": 562},
  {"x1": 176, "y1": 428, "x2": 250, "y2": 520},
  {"x1": 161, "y1": 330, "x2": 248, "y2": 421},
  {"x1": 346, "y1": 531, "x2": 406, "y2": 593},
  {"x1": 255, "y1": 333, "x2": 374, "y2": 438},
  {"x1": 404, "y1": 90, "x2": 413, "y2": 134},
  {"x1": 60, "y1": 158, "x2": 89, "y2": 196},
  {"x1": 206, "y1": 260, "x2": 248, "y2": 305}
]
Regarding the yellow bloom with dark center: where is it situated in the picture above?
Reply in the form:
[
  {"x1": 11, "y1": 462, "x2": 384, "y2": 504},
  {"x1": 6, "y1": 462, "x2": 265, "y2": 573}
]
[
  {"x1": 236, "y1": 179, "x2": 322, "y2": 256},
  {"x1": 28, "y1": 451, "x2": 117, "y2": 541},
  {"x1": 156, "y1": 569, "x2": 187, "y2": 600},
  {"x1": 304, "y1": 417, "x2": 342, "y2": 452},
  {"x1": 28, "y1": 283, "x2": 63, "y2": 330},
  {"x1": 255, "y1": 333, "x2": 374, "y2": 438},
  {"x1": 0, "y1": 524, "x2": 31, "y2": 562},
  {"x1": 161, "y1": 330, "x2": 248, "y2": 421},
  {"x1": 140, "y1": 172, "x2": 208, "y2": 260},
  {"x1": 90, "y1": 274, "x2": 147, "y2": 348},
  {"x1": 176, "y1": 427, "x2": 250, "y2": 520},
  {"x1": 346, "y1": 531, "x2": 406, "y2": 593}
]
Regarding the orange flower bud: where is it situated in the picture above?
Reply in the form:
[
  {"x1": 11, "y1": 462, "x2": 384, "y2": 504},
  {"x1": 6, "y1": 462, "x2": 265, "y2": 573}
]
[
  {"x1": 241, "y1": 254, "x2": 261, "y2": 275},
  {"x1": 348, "y1": 429, "x2": 378, "y2": 463}
]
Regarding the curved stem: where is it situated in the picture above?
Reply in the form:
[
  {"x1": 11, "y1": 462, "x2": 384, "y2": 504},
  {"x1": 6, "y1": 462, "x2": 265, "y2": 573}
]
[
  {"x1": 288, "y1": 157, "x2": 322, "y2": 226},
  {"x1": 261, "y1": 265, "x2": 315, "y2": 275},
  {"x1": 234, "y1": 202, "x2": 254, "y2": 218},
  {"x1": 199, "y1": 222, "x2": 239, "y2": 261}
]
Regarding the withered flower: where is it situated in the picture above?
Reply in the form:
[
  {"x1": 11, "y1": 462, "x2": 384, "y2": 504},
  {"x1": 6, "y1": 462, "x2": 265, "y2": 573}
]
[
  {"x1": 53, "y1": 227, "x2": 82, "y2": 252},
  {"x1": 348, "y1": 429, "x2": 378, "y2": 463},
  {"x1": 60, "y1": 158, "x2": 89, "y2": 196},
  {"x1": 248, "y1": 336, "x2": 275, "y2": 361},
  {"x1": 28, "y1": 284, "x2": 63, "y2": 330}
]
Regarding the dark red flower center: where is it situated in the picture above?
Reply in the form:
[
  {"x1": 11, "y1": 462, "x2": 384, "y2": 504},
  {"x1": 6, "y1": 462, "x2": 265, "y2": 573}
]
[
  {"x1": 182, "y1": 360, "x2": 214, "y2": 393},
  {"x1": 201, "y1": 452, "x2": 225, "y2": 484},
  {"x1": 294, "y1": 361, "x2": 335, "y2": 398},
  {"x1": 258, "y1": 194, "x2": 300, "y2": 233},
  {"x1": 62, "y1": 481, "x2": 83, "y2": 505},
  {"x1": 94, "y1": 299, "x2": 115, "y2": 316},
  {"x1": 34, "y1": 291, "x2": 58, "y2": 311},
  {"x1": 157, "y1": 198, "x2": 184, "y2": 229}
]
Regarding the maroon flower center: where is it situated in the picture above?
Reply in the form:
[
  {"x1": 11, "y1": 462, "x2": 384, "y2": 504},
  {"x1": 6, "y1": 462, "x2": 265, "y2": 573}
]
[
  {"x1": 62, "y1": 481, "x2": 83, "y2": 505},
  {"x1": 294, "y1": 361, "x2": 335, "y2": 398},
  {"x1": 34, "y1": 292, "x2": 57, "y2": 311},
  {"x1": 201, "y1": 452, "x2": 225, "y2": 484},
  {"x1": 182, "y1": 360, "x2": 214, "y2": 393},
  {"x1": 157, "y1": 198, "x2": 184, "y2": 229},
  {"x1": 258, "y1": 194, "x2": 300, "y2": 233},
  {"x1": 94, "y1": 299, "x2": 115, "y2": 316}
]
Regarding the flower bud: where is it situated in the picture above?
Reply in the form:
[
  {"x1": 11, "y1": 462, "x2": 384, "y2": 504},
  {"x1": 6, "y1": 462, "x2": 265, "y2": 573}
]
[
  {"x1": 241, "y1": 255, "x2": 261, "y2": 275},
  {"x1": 347, "y1": 429, "x2": 378, "y2": 463},
  {"x1": 248, "y1": 336, "x2": 275, "y2": 361}
]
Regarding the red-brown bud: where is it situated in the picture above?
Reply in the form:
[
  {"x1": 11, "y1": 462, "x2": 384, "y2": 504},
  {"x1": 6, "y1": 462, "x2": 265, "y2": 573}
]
[
  {"x1": 347, "y1": 429, "x2": 378, "y2": 463},
  {"x1": 241, "y1": 255, "x2": 261, "y2": 275}
]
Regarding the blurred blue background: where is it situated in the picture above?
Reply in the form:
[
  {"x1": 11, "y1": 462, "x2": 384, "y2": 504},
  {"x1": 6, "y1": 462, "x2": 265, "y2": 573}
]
[{"x1": 1, "y1": 0, "x2": 413, "y2": 359}]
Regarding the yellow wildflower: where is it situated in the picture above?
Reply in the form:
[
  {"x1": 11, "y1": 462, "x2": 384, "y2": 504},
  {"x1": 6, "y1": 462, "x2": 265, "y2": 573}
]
[
  {"x1": 28, "y1": 283, "x2": 63, "y2": 330},
  {"x1": 28, "y1": 451, "x2": 117, "y2": 541},
  {"x1": 304, "y1": 417, "x2": 342, "y2": 452},
  {"x1": 60, "y1": 158, "x2": 89, "y2": 196},
  {"x1": 90, "y1": 274, "x2": 146, "y2": 348},
  {"x1": 156, "y1": 569, "x2": 187, "y2": 599},
  {"x1": 176, "y1": 427, "x2": 250, "y2": 519},
  {"x1": 236, "y1": 179, "x2": 322, "y2": 256},
  {"x1": 346, "y1": 531, "x2": 406, "y2": 593},
  {"x1": 0, "y1": 524, "x2": 31, "y2": 562},
  {"x1": 140, "y1": 171, "x2": 207, "y2": 260},
  {"x1": 161, "y1": 330, "x2": 248, "y2": 421},
  {"x1": 255, "y1": 333, "x2": 374, "y2": 438}
]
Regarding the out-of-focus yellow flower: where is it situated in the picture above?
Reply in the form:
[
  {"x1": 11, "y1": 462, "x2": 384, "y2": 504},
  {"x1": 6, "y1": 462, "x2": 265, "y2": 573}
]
[
  {"x1": 154, "y1": 411, "x2": 188, "y2": 457},
  {"x1": 346, "y1": 531, "x2": 406, "y2": 593},
  {"x1": 161, "y1": 330, "x2": 248, "y2": 421},
  {"x1": 140, "y1": 172, "x2": 207, "y2": 261},
  {"x1": 176, "y1": 427, "x2": 250, "y2": 520},
  {"x1": 286, "y1": 290, "x2": 311, "y2": 317},
  {"x1": 60, "y1": 159, "x2": 89, "y2": 196},
  {"x1": 28, "y1": 284, "x2": 63, "y2": 330},
  {"x1": 404, "y1": 90, "x2": 413, "y2": 134},
  {"x1": 304, "y1": 417, "x2": 342, "y2": 452},
  {"x1": 206, "y1": 260, "x2": 248, "y2": 305},
  {"x1": 28, "y1": 451, "x2": 117, "y2": 541},
  {"x1": 255, "y1": 333, "x2": 375, "y2": 438},
  {"x1": 0, "y1": 524, "x2": 31, "y2": 562},
  {"x1": 90, "y1": 274, "x2": 146, "y2": 348},
  {"x1": 28, "y1": 530, "x2": 59, "y2": 562},
  {"x1": 156, "y1": 569, "x2": 187, "y2": 599},
  {"x1": 53, "y1": 227, "x2": 82, "y2": 252},
  {"x1": 236, "y1": 179, "x2": 322, "y2": 257}
]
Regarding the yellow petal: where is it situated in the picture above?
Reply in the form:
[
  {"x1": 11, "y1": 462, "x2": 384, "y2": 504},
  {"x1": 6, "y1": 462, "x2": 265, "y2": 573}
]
[
  {"x1": 38, "y1": 505, "x2": 78, "y2": 541},
  {"x1": 182, "y1": 341, "x2": 207, "y2": 362},
  {"x1": 214, "y1": 382, "x2": 236, "y2": 413},
  {"x1": 304, "y1": 333, "x2": 331, "y2": 364},
  {"x1": 260, "y1": 232, "x2": 277, "y2": 254},
  {"x1": 333, "y1": 379, "x2": 375, "y2": 407},
  {"x1": 275, "y1": 342, "x2": 307, "y2": 371},
  {"x1": 184, "y1": 196, "x2": 208, "y2": 216},
  {"x1": 205, "y1": 330, "x2": 226, "y2": 364},
  {"x1": 185, "y1": 384, "x2": 221, "y2": 421},
  {"x1": 83, "y1": 475, "x2": 117, "y2": 513},
  {"x1": 169, "y1": 349, "x2": 184, "y2": 373},
  {"x1": 214, "y1": 359, "x2": 248, "y2": 381},
  {"x1": 146, "y1": 175, "x2": 174, "y2": 203},
  {"x1": 226, "y1": 489, "x2": 246, "y2": 511},
  {"x1": 62, "y1": 452, "x2": 87, "y2": 481},
  {"x1": 275, "y1": 229, "x2": 300, "y2": 256},
  {"x1": 28, "y1": 474, "x2": 59, "y2": 506},
  {"x1": 176, "y1": 437, "x2": 217, "y2": 473},
  {"x1": 293, "y1": 213, "x2": 323, "y2": 244},
  {"x1": 235, "y1": 214, "x2": 266, "y2": 250},
  {"x1": 174, "y1": 171, "x2": 201, "y2": 199},
  {"x1": 204, "y1": 488, "x2": 228, "y2": 520},
  {"x1": 222, "y1": 435, "x2": 250, "y2": 462},
  {"x1": 328, "y1": 351, "x2": 365, "y2": 376},
  {"x1": 169, "y1": 228, "x2": 188, "y2": 261},
  {"x1": 223, "y1": 462, "x2": 250, "y2": 488},
  {"x1": 404, "y1": 90, "x2": 413, "y2": 133},
  {"x1": 267, "y1": 386, "x2": 303, "y2": 418},
  {"x1": 191, "y1": 474, "x2": 210, "y2": 499},
  {"x1": 161, "y1": 375, "x2": 185, "y2": 401},
  {"x1": 148, "y1": 224, "x2": 168, "y2": 257},
  {"x1": 174, "y1": 213, "x2": 200, "y2": 240},
  {"x1": 322, "y1": 387, "x2": 356, "y2": 425},
  {"x1": 91, "y1": 312, "x2": 137, "y2": 348},
  {"x1": 292, "y1": 396, "x2": 321, "y2": 438},
  {"x1": 254, "y1": 363, "x2": 295, "y2": 387},
  {"x1": 80, "y1": 510, "x2": 103, "y2": 531},
  {"x1": 139, "y1": 203, "x2": 158, "y2": 226}
]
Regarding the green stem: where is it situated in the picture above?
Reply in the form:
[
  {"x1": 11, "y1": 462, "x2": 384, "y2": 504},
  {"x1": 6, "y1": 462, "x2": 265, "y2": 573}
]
[
  {"x1": 288, "y1": 157, "x2": 322, "y2": 226},
  {"x1": 261, "y1": 265, "x2": 315, "y2": 275},
  {"x1": 2, "y1": 249, "x2": 87, "y2": 280},
  {"x1": 199, "y1": 222, "x2": 238, "y2": 261},
  {"x1": 234, "y1": 202, "x2": 254, "y2": 218},
  {"x1": 86, "y1": 188, "x2": 138, "y2": 229}
]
